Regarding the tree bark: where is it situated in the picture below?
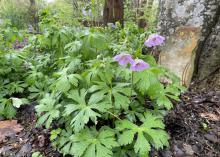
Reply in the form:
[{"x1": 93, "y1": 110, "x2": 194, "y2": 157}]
[
  {"x1": 137, "y1": 0, "x2": 147, "y2": 28},
  {"x1": 158, "y1": 0, "x2": 220, "y2": 89},
  {"x1": 103, "y1": 0, "x2": 124, "y2": 26},
  {"x1": 29, "y1": 0, "x2": 39, "y2": 32}
]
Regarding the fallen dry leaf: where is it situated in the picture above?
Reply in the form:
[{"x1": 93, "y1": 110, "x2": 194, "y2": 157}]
[
  {"x1": 200, "y1": 113, "x2": 220, "y2": 121},
  {"x1": 0, "y1": 120, "x2": 23, "y2": 143},
  {"x1": 183, "y1": 143, "x2": 194, "y2": 155}
]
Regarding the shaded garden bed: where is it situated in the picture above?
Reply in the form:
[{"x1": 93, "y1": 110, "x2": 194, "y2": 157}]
[{"x1": 0, "y1": 90, "x2": 219, "y2": 157}]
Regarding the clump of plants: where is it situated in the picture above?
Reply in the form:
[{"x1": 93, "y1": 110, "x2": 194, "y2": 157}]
[
  {"x1": 0, "y1": 21, "x2": 30, "y2": 119},
  {"x1": 0, "y1": 17, "x2": 184, "y2": 156},
  {"x1": 34, "y1": 26, "x2": 184, "y2": 156}
]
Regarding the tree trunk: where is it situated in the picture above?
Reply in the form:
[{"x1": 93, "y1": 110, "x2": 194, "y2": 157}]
[
  {"x1": 29, "y1": 0, "x2": 39, "y2": 32},
  {"x1": 158, "y1": 0, "x2": 220, "y2": 89},
  {"x1": 103, "y1": 0, "x2": 124, "y2": 26},
  {"x1": 137, "y1": 0, "x2": 147, "y2": 28}
]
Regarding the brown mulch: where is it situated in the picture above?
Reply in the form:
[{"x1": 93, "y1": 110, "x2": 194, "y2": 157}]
[
  {"x1": 0, "y1": 103, "x2": 61, "y2": 157},
  {"x1": 158, "y1": 90, "x2": 220, "y2": 157},
  {"x1": 0, "y1": 90, "x2": 219, "y2": 157}
]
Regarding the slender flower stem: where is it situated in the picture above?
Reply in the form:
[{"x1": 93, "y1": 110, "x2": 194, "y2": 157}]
[
  {"x1": 130, "y1": 71, "x2": 134, "y2": 102},
  {"x1": 109, "y1": 83, "x2": 117, "y2": 126}
]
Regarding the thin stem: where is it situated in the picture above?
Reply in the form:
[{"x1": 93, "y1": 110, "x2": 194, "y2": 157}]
[
  {"x1": 107, "y1": 111, "x2": 121, "y2": 120},
  {"x1": 109, "y1": 83, "x2": 117, "y2": 126},
  {"x1": 130, "y1": 71, "x2": 134, "y2": 102}
]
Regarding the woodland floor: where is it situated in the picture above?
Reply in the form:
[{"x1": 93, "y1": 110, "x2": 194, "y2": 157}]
[{"x1": 0, "y1": 89, "x2": 219, "y2": 157}]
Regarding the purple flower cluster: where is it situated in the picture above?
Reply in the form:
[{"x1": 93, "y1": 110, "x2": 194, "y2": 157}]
[
  {"x1": 144, "y1": 34, "x2": 165, "y2": 48},
  {"x1": 13, "y1": 38, "x2": 29, "y2": 50},
  {"x1": 114, "y1": 53, "x2": 150, "y2": 72}
]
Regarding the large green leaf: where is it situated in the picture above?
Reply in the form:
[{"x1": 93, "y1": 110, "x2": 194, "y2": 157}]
[
  {"x1": 36, "y1": 94, "x2": 61, "y2": 128},
  {"x1": 116, "y1": 112, "x2": 169, "y2": 156},
  {"x1": 63, "y1": 89, "x2": 111, "y2": 132},
  {"x1": 89, "y1": 82, "x2": 132, "y2": 110},
  {"x1": 133, "y1": 70, "x2": 157, "y2": 94},
  {"x1": 57, "y1": 127, "x2": 118, "y2": 157}
]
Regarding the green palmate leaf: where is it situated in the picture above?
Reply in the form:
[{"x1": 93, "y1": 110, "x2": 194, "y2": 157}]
[
  {"x1": 4, "y1": 104, "x2": 16, "y2": 119},
  {"x1": 116, "y1": 112, "x2": 169, "y2": 156},
  {"x1": 147, "y1": 81, "x2": 179, "y2": 110},
  {"x1": 0, "y1": 98, "x2": 16, "y2": 119},
  {"x1": 89, "y1": 82, "x2": 132, "y2": 110},
  {"x1": 156, "y1": 95, "x2": 173, "y2": 110},
  {"x1": 57, "y1": 127, "x2": 118, "y2": 157},
  {"x1": 134, "y1": 132, "x2": 150, "y2": 156},
  {"x1": 55, "y1": 68, "x2": 81, "y2": 92},
  {"x1": 113, "y1": 146, "x2": 138, "y2": 157},
  {"x1": 141, "y1": 55, "x2": 157, "y2": 67},
  {"x1": 124, "y1": 100, "x2": 144, "y2": 122},
  {"x1": 115, "y1": 66, "x2": 131, "y2": 81},
  {"x1": 56, "y1": 75, "x2": 70, "y2": 92},
  {"x1": 36, "y1": 94, "x2": 61, "y2": 128},
  {"x1": 118, "y1": 130, "x2": 134, "y2": 145},
  {"x1": 50, "y1": 128, "x2": 62, "y2": 141},
  {"x1": 63, "y1": 89, "x2": 111, "y2": 132},
  {"x1": 28, "y1": 81, "x2": 50, "y2": 100},
  {"x1": 139, "y1": 113, "x2": 169, "y2": 149},
  {"x1": 83, "y1": 59, "x2": 114, "y2": 85},
  {"x1": 67, "y1": 58, "x2": 82, "y2": 73},
  {"x1": 84, "y1": 32, "x2": 108, "y2": 51},
  {"x1": 65, "y1": 40, "x2": 82, "y2": 55},
  {"x1": 133, "y1": 70, "x2": 157, "y2": 94},
  {"x1": 6, "y1": 81, "x2": 27, "y2": 95}
]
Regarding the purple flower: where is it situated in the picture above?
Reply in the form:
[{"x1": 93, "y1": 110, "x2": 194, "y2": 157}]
[
  {"x1": 114, "y1": 53, "x2": 134, "y2": 66},
  {"x1": 23, "y1": 38, "x2": 29, "y2": 45},
  {"x1": 13, "y1": 38, "x2": 29, "y2": 50},
  {"x1": 144, "y1": 34, "x2": 165, "y2": 47},
  {"x1": 130, "y1": 59, "x2": 150, "y2": 72}
]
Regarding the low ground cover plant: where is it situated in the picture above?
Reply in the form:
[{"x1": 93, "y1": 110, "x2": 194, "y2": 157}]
[{"x1": 0, "y1": 20, "x2": 184, "y2": 156}]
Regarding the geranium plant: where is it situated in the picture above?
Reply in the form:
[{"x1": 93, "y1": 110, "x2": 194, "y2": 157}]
[{"x1": 35, "y1": 28, "x2": 184, "y2": 156}]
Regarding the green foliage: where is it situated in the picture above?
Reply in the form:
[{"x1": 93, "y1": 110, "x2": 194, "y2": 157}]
[
  {"x1": 116, "y1": 112, "x2": 169, "y2": 156},
  {"x1": 64, "y1": 89, "x2": 111, "y2": 132},
  {"x1": 32, "y1": 152, "x2": 44, "y2": 157},
  {"x1": 133, "y1": 69, "x2": 157, "y2": 94},
  {"x1": 89, "y1": 82, "x2": 131, "y2": 110},
  {"x1": 0, "y1": 16, "x2": 184, "y2": 156},
  {"x1": 32, "y1": 24, "x2": 183, "y2": 156},
  {"x1": 53, "y1": 127, "x2": 118, "y2": 157},
  {"x1": 0, "y1": 0, "x2": 45, "y2": 29},
  {"x1": 36, "y1": 93, "x2": 61, "y2": 128},
  {"x1": 0, "y1": 24, "x2": 30, "y2": 118},
  {"x1": 0, "y1": 0, "x2": 29, "y2": 29}
]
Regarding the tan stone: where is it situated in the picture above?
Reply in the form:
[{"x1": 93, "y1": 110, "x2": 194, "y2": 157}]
[{"x1": 159, "y1": 27, "x2": 201, "y2": 87}]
